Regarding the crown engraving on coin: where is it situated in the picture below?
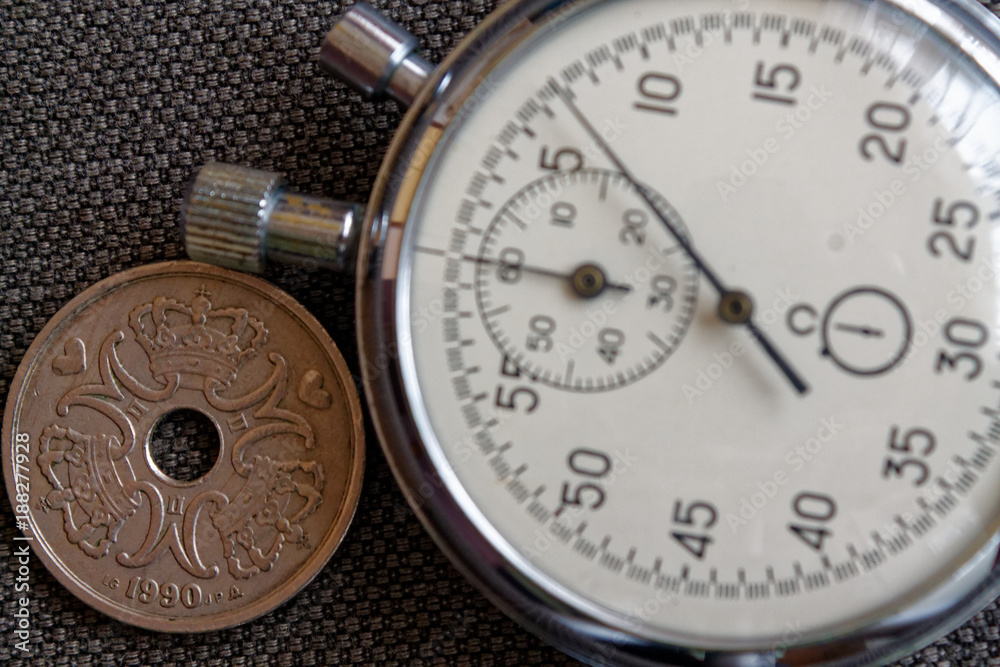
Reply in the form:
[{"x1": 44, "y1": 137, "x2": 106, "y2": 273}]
[
  {"x1": 36, "y1": 285, "x2": 326, "y2": 580},
  {"x1": 129, "y1": 285, "x2": 267, "y2": 386}
]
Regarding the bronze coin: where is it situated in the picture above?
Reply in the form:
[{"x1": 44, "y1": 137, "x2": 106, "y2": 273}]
[{"x1": 2, "y1": 261, "x2": 364, "y2": 632}]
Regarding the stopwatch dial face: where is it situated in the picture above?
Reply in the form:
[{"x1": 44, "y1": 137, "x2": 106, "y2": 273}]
[{"x1": 398, "y1": 0, "x2": 1000, "y2": 650}]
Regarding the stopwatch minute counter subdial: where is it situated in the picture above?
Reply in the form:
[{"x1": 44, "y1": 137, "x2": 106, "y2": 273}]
[{"x1": 472, "y1": 169, "x2": 699, "y2": 392}]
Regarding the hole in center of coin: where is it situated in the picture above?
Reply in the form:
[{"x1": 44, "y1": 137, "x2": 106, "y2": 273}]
[{"x1": 148, "y1": 408, "x2": 221, "y2": 483}]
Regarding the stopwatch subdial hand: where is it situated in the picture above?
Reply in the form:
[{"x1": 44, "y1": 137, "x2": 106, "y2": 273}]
[
  {"x1": 835, "y1": 322, "x2": 885, "y2": 338},
  {"x1": 466, "y1": 255, "x2": 632, "y2": 298},
  {"x1": 554, "y1": 85, "x2": 809, "y2": 396}
]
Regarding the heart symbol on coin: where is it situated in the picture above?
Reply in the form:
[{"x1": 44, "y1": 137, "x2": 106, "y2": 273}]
[
  {"x1": 52, "y1": 338, "x2": 87, "y2": 376},
  {"x1": 298, "y1": 369, "x2": 333, "y2": 409}
]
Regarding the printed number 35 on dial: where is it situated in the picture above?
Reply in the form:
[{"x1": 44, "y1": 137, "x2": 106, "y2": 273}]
[{"x1": 382, "y1": 0, "x2": 1000, "y2": 662}]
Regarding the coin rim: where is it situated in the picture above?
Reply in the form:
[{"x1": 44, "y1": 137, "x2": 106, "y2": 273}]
[{"x1": 2, "y1": 260, "x2": 365, "y2": 632}]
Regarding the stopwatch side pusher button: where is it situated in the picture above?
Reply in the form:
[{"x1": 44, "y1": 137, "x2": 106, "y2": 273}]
[
  {"x1": 318, "y1": 2, "x2": 432, "y2": 107},
  {"x1": 181, "y1": 162, "x2": 365, "y2": 275},
  {"x1": 182, "y1": 6, "x2": 432, "y2": 273}
]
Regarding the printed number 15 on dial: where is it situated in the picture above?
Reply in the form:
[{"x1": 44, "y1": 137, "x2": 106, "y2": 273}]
[{"x1": 396, "y1": 0, "x2": 1000, "y2": 657}]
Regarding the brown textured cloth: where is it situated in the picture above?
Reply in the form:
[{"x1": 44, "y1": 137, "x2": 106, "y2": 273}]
[{"x1": 1, "y1": 1, "x2": 1000, "y2": 665}]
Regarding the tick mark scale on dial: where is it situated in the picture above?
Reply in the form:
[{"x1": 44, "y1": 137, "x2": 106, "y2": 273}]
[
  {"x1": 647, "y1": 332, "x2": 671, "y2": 351},
  {"x1": 484, "y1": 305, "x2": 512, "y2": 318},
  {"x1": 482, "y1": 146, "x2": 504, "y2": 169},
  {"x1": 415, "y1": 245, "x2": 446, "y2": 256},
  {"x1": 507, "y1": 210, "x2": 527, "y2": 229}
]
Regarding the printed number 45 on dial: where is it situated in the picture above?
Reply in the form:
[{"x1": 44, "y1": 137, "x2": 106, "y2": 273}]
[{"x1": 185, "y1": 0, "x2": 1000, "y2": 665}]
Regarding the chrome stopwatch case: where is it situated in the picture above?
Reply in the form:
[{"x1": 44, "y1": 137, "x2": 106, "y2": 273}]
[{"x1": 182, "y1": 0, "x2": 1000, "y2": 664}]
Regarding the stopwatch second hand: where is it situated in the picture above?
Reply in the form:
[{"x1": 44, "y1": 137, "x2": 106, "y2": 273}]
[{"x1": 554, "y1": 84, "x2": 810, "y2": 396}]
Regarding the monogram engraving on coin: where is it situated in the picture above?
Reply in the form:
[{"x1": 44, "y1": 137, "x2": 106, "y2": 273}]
[
  {"x1": 37, "y1": 425, "x2": 133, "y2": 558},
  {"x1": 4, "y1": 262, "x2": 365, "y2": 631}
]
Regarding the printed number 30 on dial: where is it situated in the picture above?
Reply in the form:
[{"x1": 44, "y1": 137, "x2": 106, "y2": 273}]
[{"x1": 383, "y1": 0, "x2": 1000, "y2": 662}]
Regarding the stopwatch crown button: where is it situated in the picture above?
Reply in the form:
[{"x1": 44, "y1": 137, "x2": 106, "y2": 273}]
[
  {"x1": 319, "y1": 3, "x2": 432, "y2": 107},
  {"x1": 181, "y1": 162, "x2": 364, "y2": 275}
]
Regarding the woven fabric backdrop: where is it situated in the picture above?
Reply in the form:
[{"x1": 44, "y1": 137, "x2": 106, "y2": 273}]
[{"x1": 3, "y1": 1, "x2": 1000, "y2": 665}]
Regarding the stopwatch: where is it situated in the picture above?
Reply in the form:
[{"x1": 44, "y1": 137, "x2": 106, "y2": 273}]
[{"x1": 180, "y1": 0, "x2": 1000, "y2": 664}]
